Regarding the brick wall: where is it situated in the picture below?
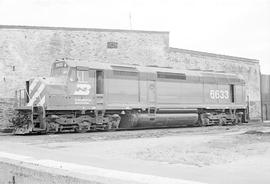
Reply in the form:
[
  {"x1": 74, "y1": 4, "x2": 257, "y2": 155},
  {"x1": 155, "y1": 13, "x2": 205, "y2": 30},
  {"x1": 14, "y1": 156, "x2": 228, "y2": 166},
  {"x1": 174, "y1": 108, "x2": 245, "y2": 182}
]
[{"x1": 168, "y1": 48, "x2": 261, "y2": 120}]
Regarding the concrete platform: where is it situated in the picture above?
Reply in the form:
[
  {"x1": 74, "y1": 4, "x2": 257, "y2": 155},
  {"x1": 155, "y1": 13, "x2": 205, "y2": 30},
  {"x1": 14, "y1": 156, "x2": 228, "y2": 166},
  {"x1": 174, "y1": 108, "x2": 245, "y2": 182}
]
[
  {"x1": 0, "y1": 124, "x2": 270, "y2": 184},
  {"x1": 0, "y1": 152, "x2": 204, "y2": 184}
]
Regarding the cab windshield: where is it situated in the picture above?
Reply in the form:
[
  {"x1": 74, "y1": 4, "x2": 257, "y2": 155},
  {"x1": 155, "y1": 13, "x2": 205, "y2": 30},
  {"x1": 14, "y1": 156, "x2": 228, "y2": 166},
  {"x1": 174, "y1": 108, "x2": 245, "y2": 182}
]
[{"x1": 51, "y1": 62, "x2": 69, "y2": 77}]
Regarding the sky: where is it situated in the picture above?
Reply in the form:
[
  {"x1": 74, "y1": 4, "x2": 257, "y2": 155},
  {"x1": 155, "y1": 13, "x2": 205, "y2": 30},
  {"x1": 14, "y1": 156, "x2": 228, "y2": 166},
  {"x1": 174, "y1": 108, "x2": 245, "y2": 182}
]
[{"x1": 0, "y1": 0, "x2": 269, "y2": 73}]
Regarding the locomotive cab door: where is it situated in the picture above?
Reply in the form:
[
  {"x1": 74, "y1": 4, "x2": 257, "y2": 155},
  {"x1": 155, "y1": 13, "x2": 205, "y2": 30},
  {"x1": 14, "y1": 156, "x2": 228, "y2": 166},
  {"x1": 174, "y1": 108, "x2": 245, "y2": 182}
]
[{"x1": 95, "y1": 70, "x2": 105, "y2": 110}]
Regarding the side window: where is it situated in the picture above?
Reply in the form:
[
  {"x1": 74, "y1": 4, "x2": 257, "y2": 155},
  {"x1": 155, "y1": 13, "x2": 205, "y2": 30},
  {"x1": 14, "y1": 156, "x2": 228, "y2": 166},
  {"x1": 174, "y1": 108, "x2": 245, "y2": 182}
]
[
  {"x1": 77, "y1": 70, "x2": 90, "y2": 82},
  {"x1": 96, "y1": 70, "x2": 104, "y2": 94}
]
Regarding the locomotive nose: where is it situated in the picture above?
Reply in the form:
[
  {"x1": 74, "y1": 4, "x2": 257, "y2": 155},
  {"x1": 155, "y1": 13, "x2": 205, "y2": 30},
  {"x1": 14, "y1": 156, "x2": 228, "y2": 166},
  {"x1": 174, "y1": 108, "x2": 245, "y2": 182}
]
[{"x1": 26, "y1": 77, "x2": 66, "y2": 107}]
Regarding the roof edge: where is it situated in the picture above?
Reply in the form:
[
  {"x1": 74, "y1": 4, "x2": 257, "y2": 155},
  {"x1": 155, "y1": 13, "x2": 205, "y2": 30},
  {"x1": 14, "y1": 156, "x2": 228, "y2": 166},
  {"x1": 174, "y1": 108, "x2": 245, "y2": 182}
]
[
  {"x1": 0, "y1": 24, "x2": 169, "y2": 34},
  {"x1": 169, "y1": 47, "x2": 259, "y2": 63}
]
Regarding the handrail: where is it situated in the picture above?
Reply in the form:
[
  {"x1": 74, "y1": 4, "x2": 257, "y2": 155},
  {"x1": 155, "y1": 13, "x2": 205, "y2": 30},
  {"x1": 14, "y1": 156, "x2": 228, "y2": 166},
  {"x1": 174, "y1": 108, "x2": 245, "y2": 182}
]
[
  {"x1": 25, "y1": 88, "x2": 30, "y2": 101},
  {"x1": 15, "y1": 88, "x2": 31, "y2": 107}
]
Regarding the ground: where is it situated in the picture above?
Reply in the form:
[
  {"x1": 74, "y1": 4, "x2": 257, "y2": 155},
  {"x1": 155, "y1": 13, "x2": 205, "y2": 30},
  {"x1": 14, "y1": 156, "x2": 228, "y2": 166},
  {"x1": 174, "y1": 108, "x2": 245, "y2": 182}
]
[{"x1": 0, "y1": 122, "x2": 270, "y2": 184}]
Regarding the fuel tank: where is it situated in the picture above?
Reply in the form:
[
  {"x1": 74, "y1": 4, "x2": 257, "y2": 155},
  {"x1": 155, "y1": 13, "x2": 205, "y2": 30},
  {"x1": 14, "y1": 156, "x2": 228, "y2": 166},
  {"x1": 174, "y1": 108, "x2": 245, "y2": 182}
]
[{"x1": 119, "y1": 111, "x2": 198, "y2": 128}]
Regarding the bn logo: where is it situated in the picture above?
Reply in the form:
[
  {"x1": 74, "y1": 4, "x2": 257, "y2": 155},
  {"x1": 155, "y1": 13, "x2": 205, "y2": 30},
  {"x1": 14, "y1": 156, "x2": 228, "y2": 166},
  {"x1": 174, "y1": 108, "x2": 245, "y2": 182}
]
[{"x1": 210, "y1": 90, "x2": 229, "y2": 99}]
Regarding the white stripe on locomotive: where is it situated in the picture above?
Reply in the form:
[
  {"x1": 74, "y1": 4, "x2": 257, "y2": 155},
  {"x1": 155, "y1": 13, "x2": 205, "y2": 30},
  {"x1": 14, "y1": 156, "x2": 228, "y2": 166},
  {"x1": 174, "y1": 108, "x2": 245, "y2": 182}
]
[
  {"x1": 29, "y1": 81, "x2": 42, "y2": 98},
  {"x1": 29, "y1": 78, "x2": 39, "y2": 94},
  {"x1": 27, "y1": 83, "x2": 45, "y2": 106}
]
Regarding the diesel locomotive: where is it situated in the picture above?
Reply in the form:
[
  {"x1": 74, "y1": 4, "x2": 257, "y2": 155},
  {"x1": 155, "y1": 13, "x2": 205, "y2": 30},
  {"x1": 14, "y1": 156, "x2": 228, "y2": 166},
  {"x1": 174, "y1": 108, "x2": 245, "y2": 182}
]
[{"x1": 12, "y1": 58, "x2": 248, "y2": 134}]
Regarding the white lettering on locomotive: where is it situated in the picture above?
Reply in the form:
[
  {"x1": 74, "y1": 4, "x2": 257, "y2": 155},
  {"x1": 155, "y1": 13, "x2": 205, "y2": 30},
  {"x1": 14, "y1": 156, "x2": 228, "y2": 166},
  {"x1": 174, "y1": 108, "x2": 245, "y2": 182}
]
[
  {"x1": 75, "y1": 98, "x2": 91, "y2": 104},
  {"x1": 210, "y1": 90, "x2": 229, "y2": 99},
  {"x1": 74, "y1": 84, "x2": 91, "y2": 95}
]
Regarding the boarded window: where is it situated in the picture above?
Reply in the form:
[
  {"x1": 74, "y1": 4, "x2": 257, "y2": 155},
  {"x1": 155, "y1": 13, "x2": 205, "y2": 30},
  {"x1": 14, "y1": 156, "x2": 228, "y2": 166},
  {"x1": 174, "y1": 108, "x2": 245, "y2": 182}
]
[
  {"x1": 157, "y1": 72, "x2": 186, "y2": 80},
  {"x1": 107, "y1": 42, "x2": 118, "y2": 49}
]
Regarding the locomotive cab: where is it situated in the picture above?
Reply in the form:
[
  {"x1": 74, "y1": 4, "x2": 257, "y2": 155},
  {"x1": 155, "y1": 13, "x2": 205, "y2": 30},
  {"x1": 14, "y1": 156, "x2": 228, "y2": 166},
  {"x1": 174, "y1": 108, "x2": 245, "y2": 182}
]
[{"x1": 50, "y1": 60, "x2": 104, "y2": 108}]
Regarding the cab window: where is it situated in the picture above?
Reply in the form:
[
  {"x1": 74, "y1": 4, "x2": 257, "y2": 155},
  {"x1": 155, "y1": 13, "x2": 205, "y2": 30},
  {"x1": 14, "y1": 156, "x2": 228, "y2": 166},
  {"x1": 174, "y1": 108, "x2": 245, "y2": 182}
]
[{"x1": 77, "y1": 70, "x2": 90, "y2": 82}]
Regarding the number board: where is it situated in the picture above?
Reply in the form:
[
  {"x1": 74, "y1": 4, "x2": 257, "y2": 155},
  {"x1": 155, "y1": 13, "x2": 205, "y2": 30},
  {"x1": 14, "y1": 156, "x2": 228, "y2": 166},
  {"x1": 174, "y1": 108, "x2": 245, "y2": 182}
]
[
  {"x1": 55, "y1": 62, "x2": 65, "y2": 68},
  {"x1": 210, "y1": 90, "x2": 229, "y2": 99}
]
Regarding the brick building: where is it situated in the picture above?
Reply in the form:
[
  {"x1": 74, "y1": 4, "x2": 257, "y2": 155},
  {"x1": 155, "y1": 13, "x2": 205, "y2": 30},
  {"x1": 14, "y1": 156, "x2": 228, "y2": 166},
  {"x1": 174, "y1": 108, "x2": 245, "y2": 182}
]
[
  {"x1": 261, "y1": 75, "x2": 270, "y2": 120},
  {"x1": 0, "y1": 25, "x2": 261, "y2": 127}
]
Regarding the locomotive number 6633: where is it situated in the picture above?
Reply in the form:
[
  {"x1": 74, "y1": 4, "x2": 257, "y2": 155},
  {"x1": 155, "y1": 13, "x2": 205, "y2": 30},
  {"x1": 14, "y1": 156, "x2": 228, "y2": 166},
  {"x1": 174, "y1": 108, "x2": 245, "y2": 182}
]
[{"x1": 210, "y1": 90, "x2": 229, "y2": 99}]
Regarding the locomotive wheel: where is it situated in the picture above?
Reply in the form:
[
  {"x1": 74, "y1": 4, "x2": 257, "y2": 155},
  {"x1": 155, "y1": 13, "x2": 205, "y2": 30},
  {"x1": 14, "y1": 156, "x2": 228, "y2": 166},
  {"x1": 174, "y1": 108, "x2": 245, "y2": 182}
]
[
  {"x1": 218, "y1": 117, "x2": 226, "y2": 126},
  {"x1": 111, "y1": 114, "x2": 120, "y2": 129},
  {"x1": 47, "y1": 122, "x2": 59, "y2": 133},
  {"x1": 200, "y1": 115, "x2": 210, "y2": 126},
  {"x1": 195, "y1": 119, "x2": 203, "y2": 127},
  {"x1": 234, "y1": 115, "x2": 243, "y2": 125},
  {"x1": 198, "y1": 114, "x2": 207, "y2": 126},
  {"x1": 75, "y1": 128, "x2": 88, "y2": 133},
  {"x1": 75, "y1": 121, "x2": 90, "y2": 133},
  {"x1": 106, "y1": 121, "x2": 113, "y2": 130}
]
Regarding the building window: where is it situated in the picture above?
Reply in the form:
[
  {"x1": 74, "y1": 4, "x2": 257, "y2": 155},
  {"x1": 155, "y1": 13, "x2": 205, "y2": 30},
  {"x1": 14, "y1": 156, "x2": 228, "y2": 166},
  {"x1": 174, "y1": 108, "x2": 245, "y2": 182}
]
[{"x1": 107, "y1": 42, "x2": 118, "y2": 49}]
